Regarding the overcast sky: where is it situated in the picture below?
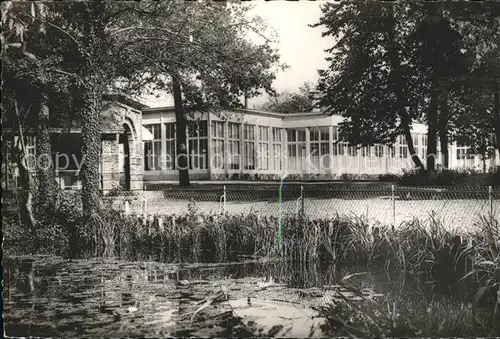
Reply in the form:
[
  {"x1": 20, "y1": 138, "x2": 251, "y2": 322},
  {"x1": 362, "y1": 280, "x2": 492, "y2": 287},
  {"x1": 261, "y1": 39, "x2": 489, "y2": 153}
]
[{"x1": 140, "y1": 1, "x2": 331, "y2": 109}]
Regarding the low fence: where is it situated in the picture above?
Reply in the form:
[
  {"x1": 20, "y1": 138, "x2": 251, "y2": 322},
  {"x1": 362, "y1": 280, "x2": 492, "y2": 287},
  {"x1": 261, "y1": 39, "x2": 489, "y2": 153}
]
[{"x1": 108, "y1": 184, "x2": 500, "y2": 231}]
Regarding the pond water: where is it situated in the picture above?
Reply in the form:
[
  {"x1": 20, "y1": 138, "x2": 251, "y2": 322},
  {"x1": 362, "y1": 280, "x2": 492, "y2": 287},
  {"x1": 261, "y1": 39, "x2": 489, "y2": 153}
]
[{"x1": 4, "y1": 256, "x2": 394, "y2": 337}]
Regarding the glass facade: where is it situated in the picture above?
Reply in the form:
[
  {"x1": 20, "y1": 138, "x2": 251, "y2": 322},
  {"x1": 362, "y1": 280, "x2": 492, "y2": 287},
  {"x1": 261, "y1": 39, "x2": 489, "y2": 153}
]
[
  {"x1": 243, "y1": 124, "x2": 255, "y2": 170},
  {"x1": 310, "y1": 127, "x2": 329, "y2": 169},
  {"x1": 136, "y1": 114, "x2": 497, "y2": 179},
  {"x1": 258, "y1": 126, "x2": 269, "y2": 170},
  {"x1": 188, "y1": 120, "x2": 208, "y2": 170},
  {"x1": 165, "y1": 122, "x2": 176, "y2": 169},
  {"x1": 211, "y1": 121, "x2": 225, "y2": 169},
  {"x1": 144, "y1": 124, "x2": 161, "y2": 170},
  {"x1": 228, "y1": 122, "x2": 240, "y2": 170},
  {"x1": 272, "y1": 127, "x2": 283, "y2": 171}
]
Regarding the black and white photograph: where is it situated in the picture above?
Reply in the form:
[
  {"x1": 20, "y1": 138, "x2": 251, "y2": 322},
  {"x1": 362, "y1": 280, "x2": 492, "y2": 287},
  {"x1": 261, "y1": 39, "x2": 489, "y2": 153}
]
[{"x1": 2, "y1": 0, "x2": 500, "y2": 337}]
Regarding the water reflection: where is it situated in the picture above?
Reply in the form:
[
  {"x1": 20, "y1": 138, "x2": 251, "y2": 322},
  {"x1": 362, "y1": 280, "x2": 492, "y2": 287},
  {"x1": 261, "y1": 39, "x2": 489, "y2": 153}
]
[{"x1": 4, "y1": 256, "x2": 392, "y2": 337}]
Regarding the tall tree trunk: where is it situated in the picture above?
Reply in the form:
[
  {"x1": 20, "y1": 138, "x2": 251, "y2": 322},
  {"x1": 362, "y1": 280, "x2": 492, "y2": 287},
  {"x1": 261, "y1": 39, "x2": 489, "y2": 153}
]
[
  {"x1": 385, "y1": 4, "x2": 424, "y2": 170},
  {"x1": 80, "y1": 78, "x2": 102, "y2": 218},
  {"x1": 173, "y1": 77, "x2": 190, "y2": 187},
  {"x1": 80, "y1": 2, "x2": 105, "y2": 219},
  {"x1": 36, "y1": 90, "x2": 58, "y2": 215},
  {"x1": 427, "y1": 84, "x2": 439, "y2": 172},
  {"x1": 16, "y1": 152, "x2": 38, "y2": 252},
  {"x1": 482, "y1": 150, "x2": 487, "y2": 173},
  {"x1": 438, "y1": 93, "x2": 450, "y2": 169},
  {"x1": 402, "y1": 119, "x2": 423, "y2": 170}
]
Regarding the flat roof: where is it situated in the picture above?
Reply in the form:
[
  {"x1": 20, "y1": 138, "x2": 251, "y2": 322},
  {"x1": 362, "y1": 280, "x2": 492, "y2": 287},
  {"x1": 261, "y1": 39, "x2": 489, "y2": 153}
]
[
  {"x1": 141, "y1": 106, "x2": 327, "y2": 119},
  {"x1": 140, "y1": 106, "x2": 427, "y2": 127}
]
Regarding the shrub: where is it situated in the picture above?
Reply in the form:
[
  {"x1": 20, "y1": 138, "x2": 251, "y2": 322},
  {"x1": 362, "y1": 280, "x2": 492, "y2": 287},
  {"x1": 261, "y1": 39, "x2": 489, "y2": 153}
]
[
  {"x1": 488, "y1": 166, "x2": 500, "y2": 186},
  {"x1": 3, "y1": 190, "x2": 82, "y2": 257},
  {"x1": 399, "y1": 168, "x2": 477, "y2": 186},
  {"x1": 379, "y1": 173, "x2": 400, "y2": 182},
  {"x1": 104, "y1": 185, "x2": 136, "y2": 197},
  {"x1": 241, "y1": 173, "x2": 251, "y2": 180}
]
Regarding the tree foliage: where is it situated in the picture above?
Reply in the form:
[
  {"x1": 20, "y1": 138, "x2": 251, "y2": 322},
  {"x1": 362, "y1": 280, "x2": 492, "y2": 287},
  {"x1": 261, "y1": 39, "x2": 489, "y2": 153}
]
[
  {"x1": 314, "y1": 1, "x2": 499, "y2": 171},
  {"x1": 2, "y1": 1, "x2": 284, "y2": 216},
  {"x1": 448, "y1": 3, "x2": 500, "y2": 160}
]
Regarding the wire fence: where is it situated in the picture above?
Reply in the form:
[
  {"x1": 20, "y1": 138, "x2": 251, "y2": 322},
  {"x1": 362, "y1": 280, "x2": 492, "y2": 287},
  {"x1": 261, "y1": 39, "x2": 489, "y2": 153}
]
[{"x1": 106, "y1": 184, "x2": 500, "y2": 231}]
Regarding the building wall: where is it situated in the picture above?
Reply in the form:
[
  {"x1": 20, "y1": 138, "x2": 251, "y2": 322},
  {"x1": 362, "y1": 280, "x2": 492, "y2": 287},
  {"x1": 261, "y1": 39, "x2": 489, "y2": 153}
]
[
  {"x1": 100, "y1": 102, "x2": 144, "y2": 191},
  {"x1": 2, "y1": 100, "x2": 145, "y2": 191}
]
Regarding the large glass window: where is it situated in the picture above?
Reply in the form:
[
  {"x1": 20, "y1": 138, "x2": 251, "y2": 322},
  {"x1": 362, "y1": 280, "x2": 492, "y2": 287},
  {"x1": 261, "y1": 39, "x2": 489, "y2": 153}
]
[
  {"x1": 258, "y1": 126, "x2": 269, "y2": 170},
  {"x1": 421, "y1": 148, "x2": 427, "y2": 161},
  {"x1": 389, "y1": 146, "x2": 396, "y2": 158},
  {"x1": 211, "y1": 121, "x2": 224, "y2": 169},
  {"x1": 456, "y1": 148, "x2": 467, "y2": 160},
  {"x1": 25, "y1": 136, "x2": 36, "y2": 170},
  {"x1": 297, "y1": 129, "x2": 306, "y2": 142},
  {"x1": 165, "y1": 122, "x2": 176, "y2": 169},
  {"x1": 310, "y1": 127, "x2": 329, "y2": 169},
  {"x1": 348, "y1": 146, "x2": 358, "y2": 157},
  {"x1": 296, "y1": 129, "x2": 307, "y2": 172},
  {"x1": 361, "y1": 146, "x2": 369, "y2": 157},
  {"x1": 272, "y1": 127, "x2": 283, "y2": 171},
  {"x1": 144, "y1": 124, "x2": 161, "y2": 171},
  {"x1": 456, "y1": 136, "x2": 474, "y2": 160},
  {"x1": 188, "y1": 120, "x2": 208, "y2": 170},
  {"x1": 422, "y1": 134, "x2": 428, "y2": 159},
  {"x1": 10, "y1": 135, "x2": 37, "y2": 170},
  {"x1": 228, "y1": 122, "x2": 240, "y2": 170},
  {"x1": 286, "y1": 129, "x2": 297, "y2": 170},
  {"x1": 332, "y1": 127, "x2": 347, "y2": 156},
  {"x1": 333, "y1": 142, "x2": 347, "y2": 155},
  {"x1": 331, "y1": 126, "x2": 339, "y2": 141},
  {"x1": 243, "y1": 124, "x2": 255, "y2": 170},
  {"x1": 411, "y1": 133, "x2": 419, "y2": 146},
  {"x1": 398, "y1": 135, "x2": 408, "y2": 159}
]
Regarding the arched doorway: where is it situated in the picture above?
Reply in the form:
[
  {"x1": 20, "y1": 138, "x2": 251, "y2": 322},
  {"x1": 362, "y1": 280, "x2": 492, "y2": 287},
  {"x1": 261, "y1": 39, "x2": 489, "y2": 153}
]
[{"x1": 119, "y1": 124, "x2": 133, "y2": 189}]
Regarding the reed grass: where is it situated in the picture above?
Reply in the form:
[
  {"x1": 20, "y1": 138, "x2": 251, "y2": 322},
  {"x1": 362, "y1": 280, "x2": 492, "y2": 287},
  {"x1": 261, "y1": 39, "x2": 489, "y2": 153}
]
[{"x1": 317, "y1": 289, "x2": 494, "y2": 337}]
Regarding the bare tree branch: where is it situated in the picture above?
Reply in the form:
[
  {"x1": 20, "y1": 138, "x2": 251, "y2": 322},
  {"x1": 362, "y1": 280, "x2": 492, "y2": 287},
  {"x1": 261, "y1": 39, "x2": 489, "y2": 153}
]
[{"x1": 20, "y1": 12, "x2": 80, "y2": 45}]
